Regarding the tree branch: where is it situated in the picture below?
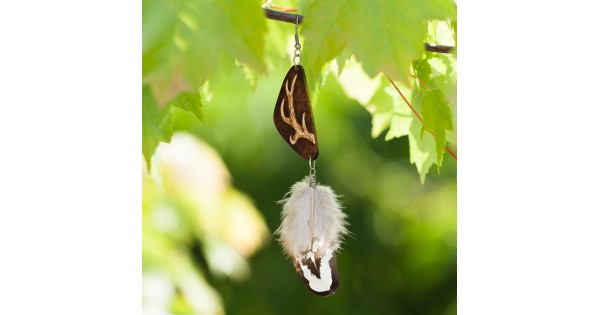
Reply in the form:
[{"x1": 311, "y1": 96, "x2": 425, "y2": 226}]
[
  {"x1": 264, "y1": 8, "x2": 304, "y2": 24},
  {"x1": 263, "y1": 8, "x2": 455, "y2": 54}
]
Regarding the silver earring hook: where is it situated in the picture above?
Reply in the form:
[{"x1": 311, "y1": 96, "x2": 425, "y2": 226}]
[{"x1": 293, "y1": 11, "x2": 301, "y2": 68}]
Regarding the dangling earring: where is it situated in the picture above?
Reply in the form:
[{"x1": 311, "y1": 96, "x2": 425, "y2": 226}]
[{"x1": 273, "y1": 11, "x2": 348, "y2": 297}]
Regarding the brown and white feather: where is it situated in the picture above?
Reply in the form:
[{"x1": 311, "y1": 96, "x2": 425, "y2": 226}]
[{"x1": 275, "y1": 177, "x2": 348, "y2": 296}]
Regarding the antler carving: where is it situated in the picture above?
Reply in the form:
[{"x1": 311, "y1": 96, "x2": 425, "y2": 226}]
[{"x1": 280, "y1": 74, "x2": 316, "y2": 145}]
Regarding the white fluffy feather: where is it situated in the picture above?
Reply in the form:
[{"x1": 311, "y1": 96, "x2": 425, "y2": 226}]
[{"x1": 275, "y1": 176, "x2": 348, "y2": 259}]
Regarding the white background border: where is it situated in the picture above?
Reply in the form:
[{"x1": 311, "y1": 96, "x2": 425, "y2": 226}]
[
  {"x1": 0, "y1": 0, "x2": 599, "y2": 314},
  {"x1": 0, "y1": 1, "x2": 140, "y2": 314},
  {"x1": 459, "y1": 1, "x2": 600, "y2": 313}
]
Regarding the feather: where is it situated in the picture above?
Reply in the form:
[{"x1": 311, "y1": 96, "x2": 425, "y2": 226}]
[{"x1": 275, "y1": 176, "x2": 348, "y2": 296}]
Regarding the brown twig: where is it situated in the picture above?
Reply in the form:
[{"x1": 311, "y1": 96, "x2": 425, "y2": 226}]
[
  {"x1": 263, "y1": 8, "x2": 455, "y2": 54},
  {"x1": 386, "y1": 75, "x2": 457, "y2": 160},
  {"x1": 410, "y1": 74, "x2": 431, "y2": 90},
  {"x1": 424, "y1": 44, "x2": 454, "y2": 54},
  {"x1": 264, "y1": 8, "x2": 304, "y2": 24}
]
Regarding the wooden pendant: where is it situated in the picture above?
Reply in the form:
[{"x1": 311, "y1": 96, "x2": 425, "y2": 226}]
[{"x1": 274, "y1": 65, "x2": 319, "y2": 160}]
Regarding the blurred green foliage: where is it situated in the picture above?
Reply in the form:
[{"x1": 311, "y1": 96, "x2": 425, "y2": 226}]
[{"x1": 143, "y1": 0, "x2": 456, "y2": 314}]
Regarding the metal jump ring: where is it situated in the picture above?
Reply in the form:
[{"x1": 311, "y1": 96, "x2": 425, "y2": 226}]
[{"x1": 308, "y1": 159, "x2": 316, "y2": 187}]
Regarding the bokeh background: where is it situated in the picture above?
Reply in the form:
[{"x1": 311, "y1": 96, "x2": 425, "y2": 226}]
[{"x1": 143, "y1": 3, "x2": 456, "y2": 314}]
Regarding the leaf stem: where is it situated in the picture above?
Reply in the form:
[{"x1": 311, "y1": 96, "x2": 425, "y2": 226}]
[
  {"x1": 445, "y1": 145, "x2": 457, "y2": 160},
  {"x1": 385, "y1": 75, "x2": 457, "y2": 161},
  {"x1": 386, "y1": 76, "x2": 423, "y2": 123},
  {"x1": 410, "y1": 74, "x2": 431, "y2": 90}
]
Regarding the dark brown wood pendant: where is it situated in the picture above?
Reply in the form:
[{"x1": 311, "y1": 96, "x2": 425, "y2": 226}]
[{"x1": 274, "y1": 65, "x2": 319, "y2": 160}]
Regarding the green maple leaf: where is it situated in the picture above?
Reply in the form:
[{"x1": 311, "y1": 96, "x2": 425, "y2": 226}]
[
  {"x1": 142, "y1": 0, "x2": 177, "y2": 79},
  {"x1": 213, "y1": 0, "x2": 267, "y2": 74},
  {"x1": 413, "y1": 52, "x2": 455, "y2": 91},
  {"x1": 302, "y1": 0, "x2": 352, "y2": 80},
  {"x1": 142, "y1": 86, "x2": 204, "y2": 170},
  {"x1": 143, "y1": 0, "x2": 266, "y2": 105},
  {"x1": 143, "y1": 0, "x2": 260, "y2": 169},
  {"x1": 167, "y1": 91, "x2": 203, "y2": 124},
  {"x1": 142, "y1": 86, "x2": 173, "y2": 169},
  {"x1": 409, "y1": 116, "x2": 437, "y2": 183},
  {"x1": 349, "y1": 0, "x2": 425, "y2": 80},
  {"x1": 363, "y1": 76, "x2": 440, "y2": 183},
  {"x1": 384, "y1": 81, "x2": 413, "y2": 141},
  {"x1": 335, "y1": 49, "x2": 353, "y2": 77},
  {"x1": 420, "y1": 89, "x2": 453, "y2": 166},
  {"x1": 302, "y1": 0, "x2": 455, "y2": 82},
  {"x1": 366, "y1": 77, "x2": 445, "y2": 183},
  {"x1": 364, "y1": 77, "x2": 394, "y2": 138}
]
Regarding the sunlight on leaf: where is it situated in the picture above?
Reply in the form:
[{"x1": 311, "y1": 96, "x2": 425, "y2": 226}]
[
  {"x1": 420, "y1": 89, "x2": 453, "y2": 166},
  {"x1": 302, "y1": 0, "x2": 456, "y2": 82},
  {"x1": 167, "y1": 91, "x2": 204, "y2": 124},
  {"x1": 142, "y1": 86, "x2": 172, "y2": 169},
  {"x1": 336, "y1": 58, "x2": 381, "y2": 105},
  {"x1": 143, "y1": 0, "x2": 266, "y2": 106},
  {"x1": 409, "y1": 116, "x2": 438, "y2": 183}
]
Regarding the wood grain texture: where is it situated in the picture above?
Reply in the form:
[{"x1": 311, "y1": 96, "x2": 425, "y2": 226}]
[{"x1": 274, "y1": 65, "x2": 319, "y2": 160}]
